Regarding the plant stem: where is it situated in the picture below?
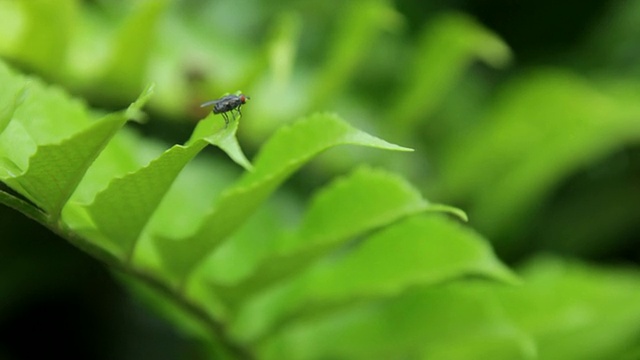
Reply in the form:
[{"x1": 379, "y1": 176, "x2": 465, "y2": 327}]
[
  {"x1": 127, "y1": 268, "x2": 256, "y2": 360},
  {"x1": 0, "y1": 189, "x2": 48, "y2": 224}
]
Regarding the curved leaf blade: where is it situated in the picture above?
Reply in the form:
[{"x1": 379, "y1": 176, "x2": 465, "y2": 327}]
[
  {"x1": 388, "y1": 12, "x2": 511, "y2": 129},
  {"x1": 304, "y1": 214, "x2": 517, "y2": 298},
  {"x1": 438, "y1": 71, "x2": 640, "y2": 243},
  {"x1": 4, "y1": 112, "x2": 132, "y2": 220},
  {"x1": 85, "y1": 142, "x2": 206, "y2": 261},
  {"x1": 187, "y1": 112, "x2": 252, "y2": 171},
  {"x1": 84, "y1": 99, "x2": 247, "y2": 261},
  {"x1": 11, "y1": 0, "x2": 76, "y2": 78},
  {"x1": 206, "y1": 167, "x2": 466, "y2": 301},
  {"x1": 258, "y1": 283, "x2": 534, "y2": 360},
  {"x1": 97, "y1": 0, "x2": 167, "y2": 100},
  {"x1": 497, "y1": 257, "x2": 640, "y2": 360},
  {"x1": 309, "y1": 0, "x2": 401, "y2": 109},
  {"x1": 154, "y1": 113, "x2": 413, "y2": 286},
  {"x1": 0, "y1": 83, "x2": 153, "y2": 221},
  {"x1": 230, "y1": 214, "x2": 517, "y2": 342}
]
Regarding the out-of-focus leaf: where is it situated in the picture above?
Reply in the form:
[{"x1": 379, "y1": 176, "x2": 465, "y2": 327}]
[
  {"x1": 236, "y1": 11, "x2": 304, "y2": 140},
  {"x1": 388, "y1": 12, "x2": 511, "y2": 130},
  {"x1": 621, "y1": 345, "x2": 640, "y2": 360},
  {"x1": 437, "y1": 71, "x2": 640, "y2": 242},
  {"x1": 9, "y1": 0, "x2": 76, "y2": 78},
  {"x1": 206, "y1": 167, "x2": 465, "y2": 299},
  {"x1": 154, "y1": 113, "x2": 413, "y2": 286},
  {"x1": 580, "y1": 0, "x2": 640, "y2": 74},
  {"x1": 258, "y1": 282, "x2": 535, "y2": 360},
  {"x1": 0, "y1": 84, "x2": 27, "y2": 135},
  {"x1": 497, "y1": 256, "x2": 640, "y2": 360},
  {"x1": 184, "y1": 188, "x2": 304, "y2": 320},
  {"x1": 230, "y1": 214, "x2": 517, "y2": 342},
  {"x1": 100, "y1": 0, "x2": 167, "y2": 98},
  {"x1": 309, "y1": 0, "x2": 402, "y2": 109},
  {"x1": 96, "y1": 0, "x2": 167, "y2": 101},
  {"x1": 267, "y1": 12, "x2": 302, "y2": 88},
  {"x1": 0, "y1": 121, "x2": 35, "y2": 184}
]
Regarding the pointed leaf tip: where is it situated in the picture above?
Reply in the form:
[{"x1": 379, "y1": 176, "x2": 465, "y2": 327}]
[
  {"x1": 125, "y1": 83, "x2": 155, "y2": 122},
  {"x1": 188, "y1": 112, "x2": 253, "y2": 171},
  {"x1": 428, "y1": 203, "x2": 468, "y2": 222}
]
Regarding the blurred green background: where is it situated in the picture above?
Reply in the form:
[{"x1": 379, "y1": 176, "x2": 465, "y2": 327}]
[{"x1": 1, "y1": 0, "x2": 640, "y2": 358}]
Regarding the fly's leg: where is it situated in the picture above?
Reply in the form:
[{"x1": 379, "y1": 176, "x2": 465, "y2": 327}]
[
  {"x1": 231, "y1": 107, "x2": 242, "y2": 122},
  {"x1": 221, "y1": 112, "x2": 229, "y2": 127}
]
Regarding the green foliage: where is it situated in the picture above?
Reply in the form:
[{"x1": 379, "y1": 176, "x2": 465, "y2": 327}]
[
  {"x1": 0, "y1": 83, "x2": 26, "y2": 135},
  {"x1": 0, "y1": 60, "x2": 514, "y2": 358},
  {"x1": 7, "y1": 0, "x2": 76, "y2": 79},
  {"x1": 260, "y1": 257, "x2": 640, "y2": 360},
  {"x1": 498, "y1": 257, "x2": 640, "y2": 360},
  {"x1": 258, "y1": 281, "x2": 535, "y2": 360},
  {"x1": 2, "y1": 0, "x2": 640, "y2": 358},
  {"x1": 199, "y1": 168, "x2": 472, "y2": 310},
  {"x1": 97, "y1": 0, "x2": 168, "y2": 101},
  {"x1": 308, "y1": 0, "x2": 401, "y2": 109},
  {"x1": 387, "y1": 12, "x2": 511, "y2": 130},
  {"x1": 7, "y1": 113, "x2": 131, "y2": 220},
  {"x1": 154, "y1": 113, "x2": 416, "y2": 287},
  {"x1": 228, "y1": 214, "x2": 516, "y2": 344},
  {"x1": 438, "y1": 71, "x2": 640, "y2": 232}
]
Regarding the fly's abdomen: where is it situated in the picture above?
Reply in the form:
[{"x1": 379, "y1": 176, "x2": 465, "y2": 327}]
[{"x1": 213, "y1": 102, "x2": 227, "y2": 114}]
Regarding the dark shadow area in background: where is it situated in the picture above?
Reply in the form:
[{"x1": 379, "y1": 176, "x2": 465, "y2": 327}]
[
  {"x1": 398, "y1": 0, "x2": 612, "y2": 64},
  {"x1": 0, "y1": 206, "x2": 198, "y2": 359}
]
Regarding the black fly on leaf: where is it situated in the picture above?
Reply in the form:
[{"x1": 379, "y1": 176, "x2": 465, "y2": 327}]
[{"x1": 200, "y1": 93, "x2": 250, "y2": 127}]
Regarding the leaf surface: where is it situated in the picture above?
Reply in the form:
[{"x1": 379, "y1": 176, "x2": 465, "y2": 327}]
[
  {"x1": 259, "y1": 282, "x2": 534, "y2": 360},
  {"x1": 0, "y1": 77, "x2": 152, "y2": 221},
  {"x1": 388, "y1": 12, "x2": 511, "y2": 129},
  {"x1": 154, "y1": 113, "x2": 413, "y2": 285},
  {"x1": 97, "y1": 0, "x2": 167, "y2": 100},
  {"x1": 230, "y1": 214, "x2": 516, "y2": 342},
  {"x1": 86, "y1": 106, "x2": 249, "y2": 261},
  {"x1": 438, "y1": 71, "x2": 640, "y2": 241},
  {"x1": 206, "y1": 167, "x2": 465, "y2": 299},
  {"x1": 497, "y1": 257, "x2": 640, "y2": 360},
  {"x1": 4, "y1": 112, "x2": 133, "y2": 220},
  {"x1": 0, "y1": 84, "x2": 27, "y2": 135}
]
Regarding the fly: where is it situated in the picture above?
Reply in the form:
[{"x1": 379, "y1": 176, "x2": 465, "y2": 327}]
[{"x1": 200, "y1": 93, "x2": 250, "y2": 127}]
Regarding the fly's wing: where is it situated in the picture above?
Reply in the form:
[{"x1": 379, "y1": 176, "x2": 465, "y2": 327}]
[
  {"x1": 201, "y1": 94, "x2": 238, "y2": 107},
  {"x1": 200, "y1": 99, "x2": 223, "y2": 108}
]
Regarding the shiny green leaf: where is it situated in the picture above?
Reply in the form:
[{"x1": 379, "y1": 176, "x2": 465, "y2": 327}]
[
  {"x1": 259, "y1": 282, "x2": 534, "y2": 360},
  {"x1": 154, "y1": 113, "x2": 413, "y2": 286},
  {"x1": 231, "y1": 214, "x2": 516, "y2": 342}
]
